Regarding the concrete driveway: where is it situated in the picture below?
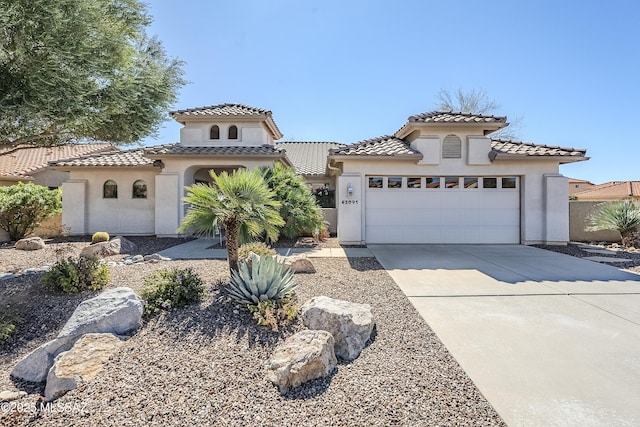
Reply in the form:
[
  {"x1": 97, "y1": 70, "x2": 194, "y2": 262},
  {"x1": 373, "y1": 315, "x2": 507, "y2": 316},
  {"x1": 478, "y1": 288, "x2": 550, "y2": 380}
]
[{"x1": 369, "y1": 244, "x2": 640, "y2": 427}]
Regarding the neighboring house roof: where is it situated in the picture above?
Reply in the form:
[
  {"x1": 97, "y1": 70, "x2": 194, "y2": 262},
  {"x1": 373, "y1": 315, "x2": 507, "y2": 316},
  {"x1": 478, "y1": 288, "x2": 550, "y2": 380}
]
[
  {"x1": 329, "y1": 135, "x2": 421, "y2": 158},
  {"x1": 144, "y1": 143, "x2": 287, "y2": 157},
  {"x1": 0, "y1": 143, "x2": 116, "y2": 180},
  {"x1": 573, "y1": 181, "x2": 640, "y2": 200},
  {"x1": 568, "y1": 177, "x2": 594, "y2": 184},
  {"x1": 276, "y1": 141, "x2": 345, "y2": 175},
  {"x1": 169, "y1": 103, "x2": 283, "y2": 140},
  {"x1": 49, "y1": 149, "x2": 155, "y2": 168},
  {"x1": 489, "y1": 139, "x2": 587, "y2": 163}
]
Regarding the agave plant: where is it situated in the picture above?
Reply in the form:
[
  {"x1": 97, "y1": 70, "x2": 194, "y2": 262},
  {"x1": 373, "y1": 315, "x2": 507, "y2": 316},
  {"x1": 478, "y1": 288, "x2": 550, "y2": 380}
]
[
  {"x1": 586, "y1": 200, "x2": 640, "y2": 246},
  {"x1": 227, "y1": 253, "x2": 297, "y2": 305}
]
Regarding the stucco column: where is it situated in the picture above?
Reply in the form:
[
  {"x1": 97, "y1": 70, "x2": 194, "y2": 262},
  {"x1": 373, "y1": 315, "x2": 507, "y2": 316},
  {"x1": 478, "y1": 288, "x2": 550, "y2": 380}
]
[
  {"x1": 337, "y1": 173, "x2": 363, "y2": 244},
  {"x1": 61, "y1": 180, "x2": 87, "y2": 235},
  {"x1": 543, "y1": 173, "x2": 569, "y2": 244},
  {"x1": 155, "y1": 173, "x2": 180, "y2": 237}
]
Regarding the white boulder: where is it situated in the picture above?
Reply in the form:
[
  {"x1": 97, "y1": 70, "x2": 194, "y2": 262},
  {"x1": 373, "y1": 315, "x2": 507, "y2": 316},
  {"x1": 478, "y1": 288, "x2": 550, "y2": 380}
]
[{"x1": 15, "y1": 237, "x2": 45, "y2": 251}]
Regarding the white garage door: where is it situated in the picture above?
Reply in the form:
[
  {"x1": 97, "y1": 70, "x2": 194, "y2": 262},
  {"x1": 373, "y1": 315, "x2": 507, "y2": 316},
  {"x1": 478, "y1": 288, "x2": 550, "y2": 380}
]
[{"x1": 365, "y1": 176, "x2": 520, "y2": 244}]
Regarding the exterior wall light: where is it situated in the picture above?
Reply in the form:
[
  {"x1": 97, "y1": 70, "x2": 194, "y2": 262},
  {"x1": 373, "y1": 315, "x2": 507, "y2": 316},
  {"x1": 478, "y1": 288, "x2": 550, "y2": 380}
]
[{"x1": 347, "y1": 183, "x2": 354, "y2": 198}]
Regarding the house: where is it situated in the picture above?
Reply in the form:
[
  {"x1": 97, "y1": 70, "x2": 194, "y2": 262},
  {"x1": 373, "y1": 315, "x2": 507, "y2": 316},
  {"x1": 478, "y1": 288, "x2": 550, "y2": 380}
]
[
  {"x1": 572, "y1": 181, "x2": 640, "y2": 201},
  {"x1": 0, "y1": 144, "x2": 116, "y2": 187},
  {"x1": 49, "y1": 104, "x2": 588, "y2": 245},
  {"x1": 568, "y1": 177, "x2": 595, "y2": 195}
]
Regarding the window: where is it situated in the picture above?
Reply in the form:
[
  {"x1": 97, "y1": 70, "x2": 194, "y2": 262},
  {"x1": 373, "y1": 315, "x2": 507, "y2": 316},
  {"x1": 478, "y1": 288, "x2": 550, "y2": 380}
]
[
  {"x1": 425, "y1": 177, "x2": 440, "y2": 189},
  {"x1": 133, "y1": 180, "x2": 147, "y2": 199},
  {"x1": 387, "y1": 177, "x2": 402, "y2": 188},
  {"x1": 502, "y1": 177, "x2": 517, "y2": 188},
  {"x1": 445, "y1": 177, "x2": 459, "y2": 188},
  {"x1": 368, "y1": 177, "x2": 383, "y2": 188},
  {"x1": 210, "y1": 125, "x2": 220, "y2": 139},
  {"x1": 103, "y1": 180, "x2": 117, "y2": 198},
  {"x1": 407, "y1": 177, "x2": 421, "y2": 188},
  {"x1": 228, "y1": 125, "x2": 238, "y2": 139},
  {"x1": 483, "y1": 177, "x2": 497, "y2": 189},
  {"x1": 442, "y1": 134, "x2": 462, "y2": 159},
  {"x1": 464, "y1": 177, "x2": 478, "y2": 188}
]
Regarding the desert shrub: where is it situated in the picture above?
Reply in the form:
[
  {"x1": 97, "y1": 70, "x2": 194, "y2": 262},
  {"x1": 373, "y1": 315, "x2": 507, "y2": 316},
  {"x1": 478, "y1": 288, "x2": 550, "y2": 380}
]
[
  {"x1": 42, "y1": 257, "x2": 110, "y2": 293},
  {"x1": 140, "y1": 268, "x2": 206, "y2": 316},
  {"x1": 0, "y1": 320, "x2": 15, "y2": 346},
  {"x1": 248, "y1": 295, "x2": 298, "y2": 331},
  {"x1": 586, "y1": 200, "x2": 640, "y2": 246},
  {"x1": 238, "y1": 241, "x2": 276, "y2": 260},
  {"x1": 0, "y1": 182, "x2": 62, "y2": 241},
  {"x1": 227, "y1": 253, "x2": 296, "y2": 305},
  {"x1": 313, "y1": 187, "x2": 336, "y2": 208},
  {"x1": 91, "y1": 231, "x2": 110, "y2": 244}
]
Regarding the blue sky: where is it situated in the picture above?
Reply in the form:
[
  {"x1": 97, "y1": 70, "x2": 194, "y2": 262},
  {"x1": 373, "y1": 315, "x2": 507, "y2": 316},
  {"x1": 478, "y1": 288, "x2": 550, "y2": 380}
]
[{"x1": 143, "y1": 0, "x2": 639, "y2": 184}]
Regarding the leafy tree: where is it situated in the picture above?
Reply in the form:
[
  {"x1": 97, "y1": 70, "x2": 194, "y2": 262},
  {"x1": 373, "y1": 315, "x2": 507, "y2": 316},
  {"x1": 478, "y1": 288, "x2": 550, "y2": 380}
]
[
  {"x1": 434, "y1": 88, "x2": 523, "y2": 139},
  {"x1": 178, "y1": 169, "x2": 284, "y2": 273},
  {"x1": 0, "y1": 183, "x2": 62, "y2": 241},
  {"x1": 586, "y1": 200, "x2": 640, "y2": 246},
  {"x1": 0, "y1": 0, "x2": 185, "y2": 149},
  {"x1": 261, "y1": 163, "x2": 324, "y2": 239}
]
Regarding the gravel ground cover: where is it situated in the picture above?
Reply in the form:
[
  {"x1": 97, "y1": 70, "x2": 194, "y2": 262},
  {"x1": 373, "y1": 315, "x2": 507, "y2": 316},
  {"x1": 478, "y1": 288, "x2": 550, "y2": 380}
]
[
  {"x1": 535, "y1": 242, "x2": 640, "y2": 274},
  {"x1": 0, "y1": 238, "x2": 505, "y2": 426}
]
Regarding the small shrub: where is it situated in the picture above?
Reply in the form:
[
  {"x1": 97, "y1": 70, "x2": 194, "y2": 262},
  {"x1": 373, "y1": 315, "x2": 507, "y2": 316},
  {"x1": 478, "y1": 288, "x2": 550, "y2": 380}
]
[
  {"x1": 0, "y1": 320, "x2": 15, "y2": 346},
  {"x1": 91, "y1": 231, "x2": 110, "y2": 244},
  {"x1": 140, "y1": 268, "x2": 206, "y2": 316},
  {"x1": 238, "y1": 242, "x2": 276, "y2": 260},
  {"x1": 227, "y1": 253, "x2": 296, "y2": 305},
  {"x1": 586, "y1": 200, "x2": 640, "y2": 246},
  {"x1": 0, "y1": 182, "x2": 62, "y2": 241},
  {"x1": 42, "y1": 257, "x2": 110, "y2": 293},
  {"x1": 248, "y1": 295, "x2": 298, "y2": 331}
]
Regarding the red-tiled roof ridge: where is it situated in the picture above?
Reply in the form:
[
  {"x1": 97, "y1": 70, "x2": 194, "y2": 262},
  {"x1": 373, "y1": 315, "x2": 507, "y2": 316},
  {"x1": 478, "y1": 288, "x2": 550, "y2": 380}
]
[
  {"x1": 169, "y1": 103, "x2": 271, "y2": 117},
  {"x1": 409, "y1": 110, "x2": 508, "y2": 123}
]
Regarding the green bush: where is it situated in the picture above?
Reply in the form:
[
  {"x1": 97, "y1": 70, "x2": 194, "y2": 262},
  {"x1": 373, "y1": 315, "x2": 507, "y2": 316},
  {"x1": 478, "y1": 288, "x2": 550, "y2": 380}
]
[
  {"x1": 91, "y1": 231, "x2": 110, "y2": 244},
  {"x1": 42, "y1": 257, "x2": 110, "y2": 293},
  {"x1": 238, "y1": 242, "x2": 276, "y2": 260},
  {"x1": 586, "y1": 200, "x2": 640, "y2": 246},
  {"x1": 227, "y1": 253, "x2": 296, "y2": 305},
  {"x1": 0, "y1": 182, "x2": 62, "y2": 241},
  {"x1": 0, "y1": 320, "x2": 15, "y2": 346},
  {"x1": 140, "y1": 268, "x2": 206, "y2": 316},
  {"x1": 248, "y1": 295, "x2": 298, "y2": 331}
]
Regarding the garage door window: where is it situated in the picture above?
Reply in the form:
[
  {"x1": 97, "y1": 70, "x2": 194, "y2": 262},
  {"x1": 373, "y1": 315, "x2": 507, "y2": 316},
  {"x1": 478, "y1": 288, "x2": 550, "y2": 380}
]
[
  {"x1": 483, "y1": 177, "x2": 497, "y2": 188},
  {"x1": 388, "y1": 177, "x2": 402, "y2": 188},
  {"x1": 445, "y1": 177, "x2": 459, "y2": 188},
  {"x1": 368, "y1": 177, "x2": 383, "y2": 188},
  {"x1": 502, "y1": 177, "x2": 518, "y2": 189},
  {"x1": 426, "y1": 177, "x2": 440, "y2": 188},
  {"x1": 407, "y1": 177, "x2": 421, "y2": 188},
  {"x1": 464, "y1": 177, "x2": 478, "y2": 188}
]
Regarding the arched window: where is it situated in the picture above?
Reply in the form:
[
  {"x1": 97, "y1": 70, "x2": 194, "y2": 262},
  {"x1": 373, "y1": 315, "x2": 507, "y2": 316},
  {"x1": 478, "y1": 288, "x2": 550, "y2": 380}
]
[
  {"x1": 210, "y1": 125, "x2": 220, "y2": 139},
  {"x1": 228, "y1": 125, "x2": 238, "y2": 139},
  {"x1": 442, "y1": 134, "x2": 462, "y2": 159},
  {"x1": 103, "y1": 180, "x2": 118, "y2": 198},
  {"x1": 132, "y1": 180, "x2": 147, "y2": 199}
]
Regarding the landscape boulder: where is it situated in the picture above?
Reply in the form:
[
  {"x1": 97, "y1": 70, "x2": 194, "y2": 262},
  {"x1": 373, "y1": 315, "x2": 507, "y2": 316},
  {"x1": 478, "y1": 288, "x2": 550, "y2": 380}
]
[
  {"x1": 0, "y1": 390, "x2": 27, "y2": 401},
  {"x1": 11, "y1": 287, "x2": 142, "y2": 383},
  {"x1": 45, "y1": 333, "x2": 123, "y2": 401},
  {"x1": 114, "y1": 236, "x2": 137, "y2": 254},
  {"x1": 301, "y1": 296, "x2": 375, "y2": 361},
  {"x1": 265, "y1": 329, "x2": 336, "y2": 393},
  {"x1": 80, "y1": 239, "x2": 121, "y2": 259},
  {"x1": 286, "y1": 255, "x2": 316, "y2": 274},
  {"x1": 15, "y1": 237, "x2": 45, "y2": 251}
]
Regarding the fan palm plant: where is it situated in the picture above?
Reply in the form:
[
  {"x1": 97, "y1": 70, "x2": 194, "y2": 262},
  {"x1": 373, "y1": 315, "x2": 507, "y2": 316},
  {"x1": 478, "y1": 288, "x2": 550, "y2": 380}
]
[
  {"x1": 585, "y1": 200, "x2": 640, "y2": 246},
  {"x1": 178, "y1": 169, "x2": 284, "y2": 273}
]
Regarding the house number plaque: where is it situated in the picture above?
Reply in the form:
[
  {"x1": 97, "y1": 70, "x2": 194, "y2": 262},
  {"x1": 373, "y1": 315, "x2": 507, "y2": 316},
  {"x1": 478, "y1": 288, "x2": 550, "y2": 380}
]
[{"x1": 341, "y1": 200, "x2": 359, "y2": 204}]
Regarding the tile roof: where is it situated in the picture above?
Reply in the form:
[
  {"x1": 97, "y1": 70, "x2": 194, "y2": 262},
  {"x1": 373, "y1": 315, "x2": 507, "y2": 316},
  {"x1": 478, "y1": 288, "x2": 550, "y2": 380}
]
[
  {"x1": 144, "y1": 143, "x2": 286, "y2": 156},
  {"x1": 49, "y1": 149, "x2": 154, "y2": 168},
  {"x1": 0, "y1": 143, "x2": 116, "y2": 178},
  {"x1": 169, "y1": 103, "x2": 271, "y2": 118},
  {"x1": 276, "y1": 141, "x2": 345, "y2": 175},
  {"x1": 408, "y1": 110, "x2": 507, "y2": 124},
  {"x1": 573, "y1": 181, "x2": 640, "y2": 200},
  {"x1": 490, "y1": 139, "x2": 587, "y2": 161},
  {"x1": 329, "y1": 136, "x2": 421, "y2": 157},
  {"x1": 568, "y1": 177, "x2": 594, "y2": 184}
]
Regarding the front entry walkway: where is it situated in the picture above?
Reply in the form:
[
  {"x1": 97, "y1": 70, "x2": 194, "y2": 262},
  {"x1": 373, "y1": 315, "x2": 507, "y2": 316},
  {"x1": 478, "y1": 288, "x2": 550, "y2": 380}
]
[{"x1": 368, "y1": 244, "x2": 640, "y2": 427}]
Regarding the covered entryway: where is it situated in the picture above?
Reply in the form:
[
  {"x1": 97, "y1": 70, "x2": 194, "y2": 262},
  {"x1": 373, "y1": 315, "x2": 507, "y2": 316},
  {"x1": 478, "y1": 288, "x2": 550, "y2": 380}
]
[{"x1": 364, "y1": 176, "x2": 520, "y2": 244}]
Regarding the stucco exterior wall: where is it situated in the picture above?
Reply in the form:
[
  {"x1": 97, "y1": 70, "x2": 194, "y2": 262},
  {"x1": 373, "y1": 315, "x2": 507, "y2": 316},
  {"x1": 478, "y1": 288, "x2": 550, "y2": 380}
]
[
  {"x1": 179, "y1": 121, "x2": 273, "y2": 147},
  {"x1": 63, "y1": 169, "x2": 157, "y2": 235},
  {"x1": 569, "y1": 201, "x2": 622, "y2": 242},
  {"x1": 31, "y1": 169, "x2": 70, "y2": 188}
]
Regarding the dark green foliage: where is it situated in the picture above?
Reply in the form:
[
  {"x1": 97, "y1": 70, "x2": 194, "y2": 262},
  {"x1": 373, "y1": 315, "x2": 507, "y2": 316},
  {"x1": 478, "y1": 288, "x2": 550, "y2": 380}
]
[
  {"x1": 0, "y1": 0, "x2": 185, "y2": 148},
  {"x1": 42, "y1": 256, "x2": 110, "y2": 293},
  {"x1": 91, "y1": 232, "x2": 110, "y2": 244},
  {"x1": 0, "y1": 319, "x2": 15, "y2": 346},
  {"x1": 262, "y1": 163, "x2": 324, "y2": 239},
  {"x1": 238, "y1": 242, "x2": 276, "y2": 260},
  {"x1": 313, "y1": 187, "x2": 336, "y2": 208},
  {"x1": 0, "y1": 183, "x2": 62, "y2": 240},
  {"x1": 140, "y1": 268, "x2": 206, "y2": 316}
]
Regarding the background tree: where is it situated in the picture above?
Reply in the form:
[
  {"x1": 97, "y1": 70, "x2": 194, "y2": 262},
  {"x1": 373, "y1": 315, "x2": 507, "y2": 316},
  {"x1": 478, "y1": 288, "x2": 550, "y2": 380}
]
[
  {"x1": 0, "y1": 0, "x2": 185, "y2": 149},
  {"x1": 0, "y1": 183, "x2": 62, "y2": 241},
  {"x1": 586, "y1": 200, "x2": 640, "y2": 246},
  {"x1": 178, "y1": 169, "x2": 284, "y2": 274},
  {"x1": 434, "y1": 88, "x2": 523, "y2": 139},
  {"x1": 261, "y1": 163, "x2": 325, "y2": 239}
]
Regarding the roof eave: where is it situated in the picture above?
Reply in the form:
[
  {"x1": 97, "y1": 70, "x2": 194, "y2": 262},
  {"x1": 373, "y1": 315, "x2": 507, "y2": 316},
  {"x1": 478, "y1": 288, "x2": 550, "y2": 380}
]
[
  {"x1": 0, "y1": 174, "x2": 33, "y2": 182},
  {"x1": 328, "y1": 154, "x2": 423, "y2": 161},
  {"x1": 490, "y1": 153, "x2": 590, "y2": 164},
  {"x1": 49, "y1": 164, "x2": 158, "y2": 171}
]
